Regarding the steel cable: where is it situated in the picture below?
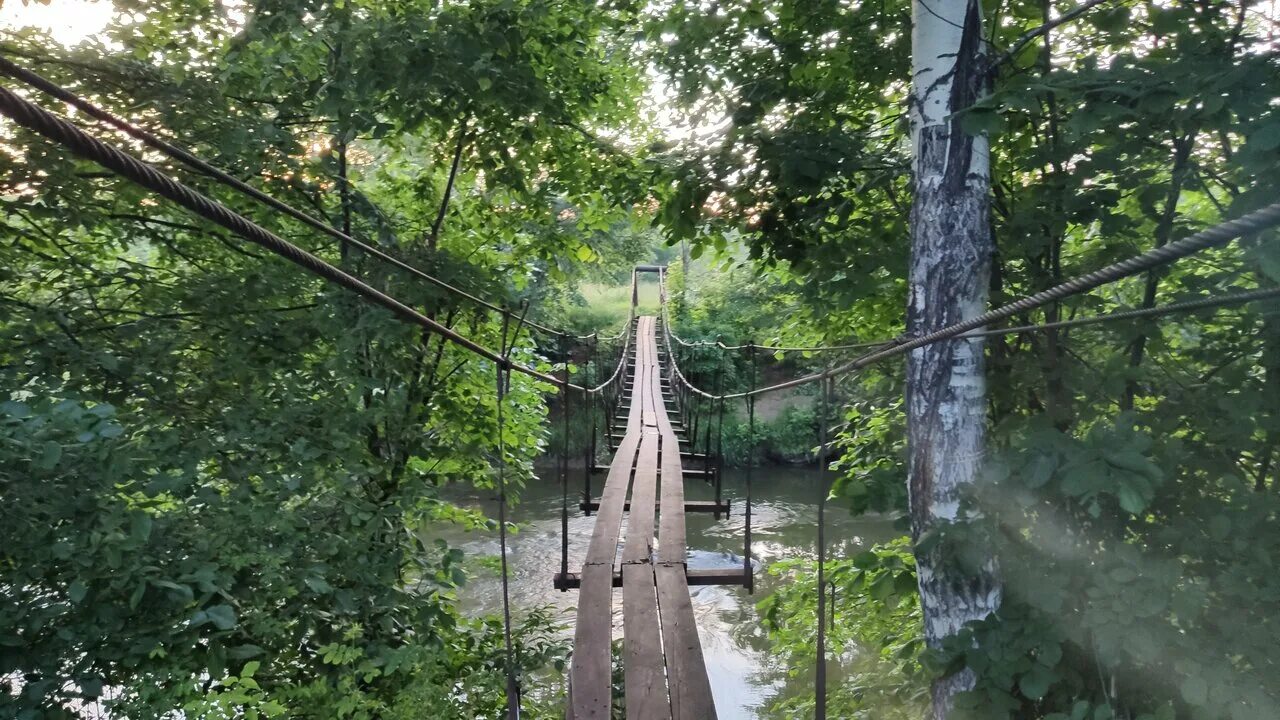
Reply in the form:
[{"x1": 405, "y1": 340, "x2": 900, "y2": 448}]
[
  {"x1": 0, "y1": 55, "x2": 594, "y2": 341},
  {"x1": 0, "y1": 83, "x2": 605, "y2": 392},
  {"x1": 659, "y1": 221, "x2": 1280, "y2": 400}
]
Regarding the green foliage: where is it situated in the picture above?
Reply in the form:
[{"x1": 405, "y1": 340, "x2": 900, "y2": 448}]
[
  {"x1": 721, "y1": 405, "x2": 820, "y2": 466},
  {"x1": 758, "y1": 538, "x2": 927, "y2": 719},
  {"x1": 929, "y1": 410, "x2": 1280, "y2": 719},
  {"x1": 4, "y1": 0, "x2": 1280, "y2": 716},
  {"x1": 661, "y1": 0, "x2": 1280, "y2": 716},
  {"x1": 0, "y1": 0, "x2": 644, "y2": 716}
]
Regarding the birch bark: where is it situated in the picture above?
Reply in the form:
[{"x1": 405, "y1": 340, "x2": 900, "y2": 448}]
[{"x1": 907, "y1": 0, "x2": 1001, "y2": 716}]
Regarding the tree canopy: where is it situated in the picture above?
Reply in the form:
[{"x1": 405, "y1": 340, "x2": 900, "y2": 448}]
[{"x1": 3, "y1": 0, "x2": 1280, "y2": 718}]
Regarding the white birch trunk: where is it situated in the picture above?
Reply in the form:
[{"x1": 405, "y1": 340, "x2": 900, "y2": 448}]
[{"x1": 907, "y1": 0, "x2": 1001, "y2": 716}]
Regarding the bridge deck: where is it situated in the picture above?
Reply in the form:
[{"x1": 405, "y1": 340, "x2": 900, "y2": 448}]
[{"x1": 568, "y1": 316, "x2": 717, "y2": 720}]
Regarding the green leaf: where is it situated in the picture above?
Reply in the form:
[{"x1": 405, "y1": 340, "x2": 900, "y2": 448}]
[
  {"x1": 1116, "y1": 483, "x2": 1147, "y2": 515},
  {"x1": 1019, "y1": 664, "x2": 1056, "y2": 700},
  {"x1": 205, "y1": 604, "x2": 238, "y2": 631},
  {"x1": 1093, "y1": 6, "x2": 1131, "y2": 32},
  {"x1": 80, "y1": 676, "x2": 103, "y2": 698},
  {"x1": 959, "y1": 108, "x2": 1004, "y2": 137},
  {"x1": 1180, "y1": 675, "x2": 1208, "y2": 706},
  {"x1": 1037, "y1": 642, "x2": 1063, "y2": 668},
  {"x1": 228, "y1": 644, "x2": 265, "y2": 660},
  {"x1": 1208, "y1": 514, "x2": 1231, "y2": 541},
  {"x1": 36, "y1": 441, "x2": 62, "y2": 470},
  {"x1": 1, "y1": 401, "x2": 31, "y2": 419},
  {"x1": 1251, "y1": 123, "x2": 1280, "y2": 153},
  {"x1": 1104, "y1": 450, "x2": 1161, "y2": 482},
  {"x1": 68, "y1": 580, "x2": 88, "y2": 604},
  {"x1": 131, "y1": 513, "x2": 154, "y2": 543},
  {"x1": 1026, "y1": 454, "x2": 1056, "y2": 488},
  {"x1": 97, "y1": 423, "x2": 124, "y2": 439}
]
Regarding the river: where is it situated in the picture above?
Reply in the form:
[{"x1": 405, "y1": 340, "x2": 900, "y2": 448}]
[{"x1": 434, "y1": 465, "x2": 901, "y2": 718}]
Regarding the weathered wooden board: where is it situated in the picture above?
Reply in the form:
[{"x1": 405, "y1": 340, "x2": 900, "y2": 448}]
[
  {"x1": 570, "y1": 315, "x2": 718, "y2": 720},
  {"x1": 655, "y1": 563, "x2": 717, "y2": 720},
  {"x1": 570, "y1": 324, "x2": 646, "y2": 718},
  {"x1": 654, "y1": 411, "x2": 688, "y2": 565},
  {"x1": 570, "y1": 563, "x2": 618, "y2": 718},
  {"x1": 623, "y1": 563, "x2": 671, "y2": 720}
]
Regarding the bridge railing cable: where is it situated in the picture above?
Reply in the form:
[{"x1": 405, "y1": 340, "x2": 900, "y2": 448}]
[
  {"x1": 0, "y1": 56, "x2": 603, "y2": 342},
  {"x1": 659, "y1": 206, "x2": 1280, "y2": 400},
  {"x1": 0, "y1": 81, "x2": 626, "y2": 393}
]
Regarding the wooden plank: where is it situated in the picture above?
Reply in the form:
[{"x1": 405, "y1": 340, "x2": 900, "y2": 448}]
[
  {"x1": 623, "y1": 433, "x2": 660, "y2": 563},
  {"x1": 570, "y1": 319, "x2": 649, "y2": 719},
  {"x1": 655, "y1": 563, "x2": 718, "y2": 720},
  {"x1": 584, "y1": 431, "x2": 640, "y2": 565},
  {"x1": 656, "y1": 435, "x2": 687, "y2": 565},
  {"x1": 621, "y1": 326, "x2": 671, "y2": 718},
  {"x1": 649, "y1": 315, "x2": 717, "y2": 719},
  {"x1": 623, "y1": 564, "x2": 671, "y2": 720},
  {"x1": 652, "y1": 358, "x2": 688, "y2": 566},
  {"x1": 570, "y1": 563, "x2": 616, "y2": 719}
]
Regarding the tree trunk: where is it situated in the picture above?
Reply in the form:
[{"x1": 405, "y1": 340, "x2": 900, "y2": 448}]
[
  {"x1": 907, "y1": 0, "x2": 1000, "y2": 717},
  {"x1": 1258, "y1": 316, "x2": 1280, "y2": 491},
  {"x1": 1121, "y1": 135, "x2": 1194, "y2": 411},
  {"x1": 1038, "y1": 0, "x2": 1071, "y2": 430},
  {"x1": 428, "y1": 117, "x2": 469, "y2": 250},
  {"x1": 336, "y1": 131, "x2": 352, "y2": 263},
  {"x1": 679, "y1": 239, "x2": 691, "y2": 304}
]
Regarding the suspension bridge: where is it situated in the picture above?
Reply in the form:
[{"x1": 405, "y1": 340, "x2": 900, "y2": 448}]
[{"x1": 3, "y1": 55, "x2": 1280, "y2": 720}]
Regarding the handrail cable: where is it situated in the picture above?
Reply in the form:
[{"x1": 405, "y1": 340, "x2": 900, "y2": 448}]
[
  {"x1": 0, "y1": 82, "x2": 621, "y2": 392},
  {"x1": 677, "y1": 284, "x2": 1280, "y2": 376},
  {"x1": 667, "y1": 331, "x2": 889, "y2": 354},
  {"x1": 0, "y1": 55, "x2": 598, "y2": 341},
  {"x1": 660, "y1": 207, "x2": 1280, "y2": 400}
]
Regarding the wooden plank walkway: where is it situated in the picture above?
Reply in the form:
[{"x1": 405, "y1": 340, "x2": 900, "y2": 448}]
[{"x1": 568, "y1": 316, "x2": 717, "y2": 720}]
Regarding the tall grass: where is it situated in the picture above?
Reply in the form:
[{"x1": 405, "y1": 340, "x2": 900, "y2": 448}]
[{"x1": 567, "y1": 277, "x2": 661, "y2": 333}]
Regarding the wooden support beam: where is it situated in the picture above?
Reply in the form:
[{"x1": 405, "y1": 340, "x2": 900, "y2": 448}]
[
  {"x1": 590, "y1": 464, "x2": 710, "y2": 480},
  {"x1": 579, "y1": 498, "x2": 729, "y2": 514},
  {"x1": 554, "y1": 566, "x2": 751, "y2": 591},
  {"x1": 613, "y1": 431, "x2": 687, "y2": 444}
]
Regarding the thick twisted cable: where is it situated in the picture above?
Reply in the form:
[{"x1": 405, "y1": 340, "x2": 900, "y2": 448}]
[
  {"x1": 722, "y1": 208, "x2": 1280, "y2": 401},
  {"x1": 680, "y1": 338, "x2": 888, "y2": 352},
  {"x1": 0, "y1": 55, "x2": 588, "y2": 340},
  {"x1": 0, "y1": 83, "x2": 589, "y2": 391},
  {"x1": 735, "y1": 286, "x2": 1280, "y2": 365},
  {"x1": 667, "y1": 200, "x2": 1280, "y2": 400},
  {"x1": 963, "y1": 285, "x2": 1280, "y2": 339}
]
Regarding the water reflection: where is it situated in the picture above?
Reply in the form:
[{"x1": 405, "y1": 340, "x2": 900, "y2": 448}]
[{"x1": 433, "y1": 466, "x2": 900, "y2": 719}]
